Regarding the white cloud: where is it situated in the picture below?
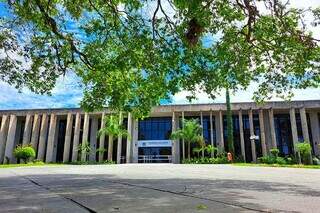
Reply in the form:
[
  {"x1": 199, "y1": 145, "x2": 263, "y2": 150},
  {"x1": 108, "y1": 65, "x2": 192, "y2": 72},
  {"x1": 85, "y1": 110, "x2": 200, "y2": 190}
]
[
  {"x1": 172, "y1": 84, "x2": 320, "y2": 104},
  {"x1": 0, "y1": 72, "x2": 83, "y2": 109}
]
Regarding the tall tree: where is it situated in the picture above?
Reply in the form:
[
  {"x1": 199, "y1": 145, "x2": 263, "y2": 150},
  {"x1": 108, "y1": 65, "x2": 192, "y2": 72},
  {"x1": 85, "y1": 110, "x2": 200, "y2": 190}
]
[
  {"x1": 0, "y1": 1, "x2": 319, "y2": 117},
  {"x1": 226, "y1": 88, "x2": 234, "y2": 155}
]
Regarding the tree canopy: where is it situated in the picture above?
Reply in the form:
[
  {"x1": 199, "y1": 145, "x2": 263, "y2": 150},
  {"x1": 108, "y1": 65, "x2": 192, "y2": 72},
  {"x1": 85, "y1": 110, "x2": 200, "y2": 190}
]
[{"x1": 0, "y1": 0, "x2": 319, "y2": 117}]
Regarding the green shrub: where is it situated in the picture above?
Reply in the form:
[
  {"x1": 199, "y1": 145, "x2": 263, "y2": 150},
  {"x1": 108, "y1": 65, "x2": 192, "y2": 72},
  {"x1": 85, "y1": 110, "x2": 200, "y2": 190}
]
[
  {"x1": 275, "y1": 157, "x2": 286, "y2": 165},
  {"x1": 258, "y1": 155, "x2": 288, "y2": 165},
  {"x1": 270, "y1": 148, "x2": 279, "y2": 158},
  {"x1": 13, "y1": 145, "x2": 36, "y2": 163},
  {"x1": 284, "y1": 157, "x2": 294, "y2": 165},
  {"x1": 103, "y1": 160, "x2": 115, "y2": 164},
  {"x1": 32, "y1": 159, "x2": 44, "y2": 164},
  {"x1": 313, "y1": 157, "x2": 320, "y2": 165},
  {"x1": 296, "y1": 142, "x2": 312, "y2": 165},
  {"x1": 182, "y1": 157, "x2": 229, "y2": 164},
  {"x1": 258, "y1": 156, "x2": 275, "y2": 164}
]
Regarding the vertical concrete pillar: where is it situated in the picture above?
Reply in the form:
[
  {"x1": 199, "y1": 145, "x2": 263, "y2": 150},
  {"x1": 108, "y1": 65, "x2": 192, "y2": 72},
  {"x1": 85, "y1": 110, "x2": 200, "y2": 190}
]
[
  {"x1": 99, "y1": 112, "x2": 106, "y2": 162},
  {"x1": 290, "y1": 108, "x2": 299, "y2": 153},
  {"x1": 258, "y1": 109, "x2": 267, "y2": 157},
  {"x1": 182, "y1": 111, "x2": 186, "y2": 160},
  {"x1": 126, "y1": 112, "x2": 132, "y2": 163},
  {"x1": 4, "y1": 115, "x2": 17, "y2": 163},
  {"x1": 238, "y1": 110, "x2": 246, "y2": 162},
  {"x1": 46, "y1": 114, "x2": 57, "y2": 163},
  {"x1": 30, "y1": 114, "x2": 41, "y2": 152},
  {"x1": 249, "y1": 109, "x2": 257, "y2": 162},
  {"x1": 63, "y1": 113, "x2": 73, "y2": 163},
  {"x1": 215, "y1": 112, "x2": 221, "y2": 152},
  {"x1": 38, "y1": 114, "x2": 48, "y2": 161},
  {"x1": 22, "y1": 114, "x2": 33, "y2": 145},
  {"x1": 0, "y1": 115, "x2": 9, "y2": 163},
  {"x1": 300, "y1": 108, "x2": 310, "y2": 142},
  {"x1": 209, "y1": 110, "x2": 214, "y2": 157},
  {"x1": 89, "y1": 116, "x2": 98, "y2": 162},
  {"x1": 132, "y1": 119, "x2": 139, "y2": 163},
  {"x1": 171, "y1": 111, "x2": 180, "y2": 164},
  {"x1": 310, "y1": 111, "x2": 320, "y2": 156},
  {"x1": 268, "y1": 108, "x2": 277, "y2": 149},
  {"x1": 72, "y1": 113, "x2": 81, "y2": 162},
  {"x1": 117, "y1": 112, "x2": 123, "y2": 164},
  {"x1": 200, "y1": 111, "x2": 204, "y2": 158},
  {"x1": 81, "y1": 113, "x2": 90, "y2": 162}
]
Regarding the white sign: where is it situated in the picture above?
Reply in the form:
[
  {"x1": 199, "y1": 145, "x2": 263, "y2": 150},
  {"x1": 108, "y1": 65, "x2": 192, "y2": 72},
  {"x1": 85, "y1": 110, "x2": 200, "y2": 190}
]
[
  {"x1": 138, "y1": 140, "x2": 172, "y2": 147},
  {"x1": 250, "y1": 135, "x2": 260, "y2": 140}
]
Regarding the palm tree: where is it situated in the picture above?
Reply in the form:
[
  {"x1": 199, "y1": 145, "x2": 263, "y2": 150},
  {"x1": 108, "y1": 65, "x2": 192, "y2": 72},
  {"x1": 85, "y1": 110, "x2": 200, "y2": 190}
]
[
  {"x1": 205, "y1": 145, "x2": 218, "y2": 158},
  {"x1": 98, "y1": 113, "x2": 128, "y2": 162},
  {"x1": 171, "y1": 119, "x2": 203, "y2": 159}
]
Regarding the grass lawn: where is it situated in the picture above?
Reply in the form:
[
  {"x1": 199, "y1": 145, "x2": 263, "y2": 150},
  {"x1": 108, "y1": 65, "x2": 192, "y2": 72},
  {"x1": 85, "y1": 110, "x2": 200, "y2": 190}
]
[
  {"x1": 233, "y1": 163, "x2": 320, "y2": 169},
  {"x1": 0, "y1": 162, "x2": 64, "y2": 168}
]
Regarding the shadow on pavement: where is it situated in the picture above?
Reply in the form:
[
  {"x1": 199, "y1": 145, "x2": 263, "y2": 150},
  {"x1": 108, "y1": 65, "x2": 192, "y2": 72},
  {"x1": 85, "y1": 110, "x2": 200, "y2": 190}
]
[{"x1": 0, "y1": 172, "x2": 316, "y2": 213}]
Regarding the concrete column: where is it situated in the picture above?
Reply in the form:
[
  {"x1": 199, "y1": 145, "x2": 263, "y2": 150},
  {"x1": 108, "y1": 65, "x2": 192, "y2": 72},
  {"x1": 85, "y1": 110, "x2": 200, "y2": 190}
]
[
  {"x1": 209, "y1": 110, "x2": 214, "y2": 157},
  {"x1": 37, "y1": 114, "x2": 48, "y2": 161},
  {"x1": 22, "y1": 114, "x2": 33, "y2": 145},
  {"x1": 72, "y1": 113, "x2": 81, "y2": 162},
  {"x1": 200, "y1": 111, "x2": 204, "y2": 158},
  {"x1": 132, "y1": 119, "x2": 139, "y2": 163},
  {"x1": 81, "y1": 113, "x2": 90, "y2": 162},
  {"x1": 99, "y1": 112, "x2": 106, "y2": 162},
  {"x1": 89, "y1": 116, "x2": 98, "y2": 162},
  {"x1": 310, "y1": 111, "x2": 320, "y2": 156},
  {"x1": 63, "y1": 113, "x2": 73, "y2": 163},
  {"x1": 268, "y1": 108, "x2": 277, "y2": 149},
  {"x1": 171, "y1": 111, "x2": 180, "y2": 163},
  {"x1": 4, "y1": 115, "x2": 17, "y2": 163},
  {"x1": 52, "y1": 117, "x2": 59, "y2": 161},
  {"x1": 215, "y1": 112, "x2": 221, "y2": 152},
  {"x1": 117, "y1": 112, "x2": 123, "y2": 164},
  {"x1": 249, "y1": 109, "x2": 257, "y2": 162},
  {"x1": 0, "y1": 115, "x2": 9, "y2": 164},
  {"x1": 238, "y1": 110, "x2": 246, "y2": 162},
  {"x1": 182, "y1": 111, "x2": 185, "y2": 160},
  {"x1": 126, "y1": 112, "x2": 132, "y2": 163},
  {"x1": 289, "y1": 108, "x2": 299, "y2": 153},
  {"x1": 300, "y1": 107, "x2": 310, "y2": 142},
  {"x1": 258, "y1": 109, "x2": 267, "y2": 157},
  {"x1": 45, "y1": 114, "x2": 57, "y2": 163},
  {"x1": 30, "y1": 114, "x2": 41, "y2": 152}
]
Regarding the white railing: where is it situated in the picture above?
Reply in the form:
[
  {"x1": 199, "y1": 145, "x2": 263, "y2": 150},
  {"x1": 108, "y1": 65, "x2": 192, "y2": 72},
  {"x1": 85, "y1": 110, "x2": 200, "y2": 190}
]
[{"x1": 138, "y1": 155, "x2": 172, "y2": 163}]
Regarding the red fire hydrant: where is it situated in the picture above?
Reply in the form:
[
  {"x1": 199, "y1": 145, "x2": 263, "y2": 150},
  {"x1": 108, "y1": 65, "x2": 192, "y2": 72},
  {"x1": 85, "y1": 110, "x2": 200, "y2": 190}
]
[{"x1": 227, "y1": 152, "x2": 233, "y2": 162}]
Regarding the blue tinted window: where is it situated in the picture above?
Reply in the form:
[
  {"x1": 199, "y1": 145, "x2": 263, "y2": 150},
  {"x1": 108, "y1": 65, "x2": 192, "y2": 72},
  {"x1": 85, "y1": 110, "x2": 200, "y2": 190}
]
[{"x1": 138, "y1": 117, "x2": 172, "y2": 140}]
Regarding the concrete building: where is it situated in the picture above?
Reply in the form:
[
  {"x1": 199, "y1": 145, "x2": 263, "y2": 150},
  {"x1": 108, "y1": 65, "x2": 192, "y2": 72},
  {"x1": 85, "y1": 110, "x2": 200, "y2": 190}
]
[{"x1": 0, "y1": 100, "x2": 319, "y2": 164}]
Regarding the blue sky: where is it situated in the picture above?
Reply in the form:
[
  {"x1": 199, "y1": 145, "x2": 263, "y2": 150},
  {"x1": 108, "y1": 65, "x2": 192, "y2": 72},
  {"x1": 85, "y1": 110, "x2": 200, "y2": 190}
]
[{"x1": 0, "y1": 1, "x2": 320, "y2": 109}]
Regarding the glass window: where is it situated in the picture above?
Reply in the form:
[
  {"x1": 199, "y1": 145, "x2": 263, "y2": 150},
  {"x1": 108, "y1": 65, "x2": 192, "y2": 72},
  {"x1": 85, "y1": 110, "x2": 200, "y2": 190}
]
[{"x1": 138, "y1": 117, "x2": 172, "y2": 140}]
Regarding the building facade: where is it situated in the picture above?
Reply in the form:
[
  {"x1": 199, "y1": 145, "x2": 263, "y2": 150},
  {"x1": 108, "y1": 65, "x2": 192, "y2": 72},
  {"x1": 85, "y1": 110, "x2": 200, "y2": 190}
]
[{"x1": 0, "y1": 100, "x2": 319, "y2": 164}]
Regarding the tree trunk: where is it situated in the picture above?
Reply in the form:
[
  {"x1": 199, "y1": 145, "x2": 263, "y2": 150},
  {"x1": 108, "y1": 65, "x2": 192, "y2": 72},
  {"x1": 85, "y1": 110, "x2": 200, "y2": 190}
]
[
  {"x1": 226, "y1": 89, "x2": 234, "y2": 155},
  {"x1": 108, "y1": 135, "x2": 113, "y2": 161},
  {"x1": 188, "y1": 142, "x2": 191, "y2": 159}
]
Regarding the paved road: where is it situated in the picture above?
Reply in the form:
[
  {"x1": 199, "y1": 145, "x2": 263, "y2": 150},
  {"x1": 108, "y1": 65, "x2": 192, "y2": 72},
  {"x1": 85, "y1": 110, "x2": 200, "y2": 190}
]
[{"x1": 0, "y1": 164, "x2": 320, "y2": 213}]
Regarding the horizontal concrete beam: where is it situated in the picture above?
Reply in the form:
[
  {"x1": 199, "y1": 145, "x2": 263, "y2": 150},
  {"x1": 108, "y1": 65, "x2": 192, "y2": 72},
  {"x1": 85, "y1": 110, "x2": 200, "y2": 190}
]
[{"x1": 0, "y1": 100, "x2": 320, "y2": 116}]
